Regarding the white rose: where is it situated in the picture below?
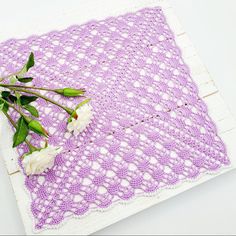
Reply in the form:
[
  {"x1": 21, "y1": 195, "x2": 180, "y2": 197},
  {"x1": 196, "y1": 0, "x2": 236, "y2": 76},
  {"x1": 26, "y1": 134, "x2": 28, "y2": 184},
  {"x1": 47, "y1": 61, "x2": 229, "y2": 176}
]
[
  {"x1": 22, "y1": 146, "x2": 61, "y2": 176},
  {"x1": 67, "y1": 103, "x2": 93, "y2": 136}
]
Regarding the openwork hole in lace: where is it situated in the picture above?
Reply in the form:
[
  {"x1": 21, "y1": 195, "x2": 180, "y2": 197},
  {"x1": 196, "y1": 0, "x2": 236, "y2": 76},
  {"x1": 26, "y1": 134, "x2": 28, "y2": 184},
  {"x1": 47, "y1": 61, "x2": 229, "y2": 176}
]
[{"x1": 0, "y1": 7, "x2": 229, "y2": 230}]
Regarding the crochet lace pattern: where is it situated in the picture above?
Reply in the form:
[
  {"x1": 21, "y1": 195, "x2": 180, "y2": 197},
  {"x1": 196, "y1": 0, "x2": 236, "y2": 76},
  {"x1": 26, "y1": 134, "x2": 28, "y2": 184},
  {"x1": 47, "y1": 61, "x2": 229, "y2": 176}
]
[{"x1": 0, "y1": 7, "x2": 230, "y2": 230}]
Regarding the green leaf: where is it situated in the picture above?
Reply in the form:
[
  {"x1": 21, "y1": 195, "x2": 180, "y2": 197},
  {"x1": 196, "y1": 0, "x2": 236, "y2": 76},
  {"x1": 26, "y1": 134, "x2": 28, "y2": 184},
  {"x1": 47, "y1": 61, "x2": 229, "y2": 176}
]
[
  {"x1": 0, "y1": 99, "x2": 9, "y2": 112},
  {"x1": 10, "y1": 76, "x2": 18, "y2": 84},
  {"x1": 75, "y1": 98, "x2": 91, "y2": 110},
  {"x1": 1, "y1": 91, "x2": 10, "y2": 98},
  {"x1": 68, "y1": 98, "x2": 91, "y2": 123},
  {"x1": 4, "y1": 104, "x2": 9, "y2": 112},
  {"x1": 9, "y1": 95, "x2": 17, "y2": 103},
  {"x1": 20, "y1": 95, "x2": 38, "y2": 105},
  {"x1": 24, "y1": 104, "x2": 39, "y2": 117},
  {"x1": 1, "y1": 92, "x2": 17, "y2": 104},
  {"x1": 0, "y1": 102, "x2": 4, "y2": 110},
  {"x1": 26, "y1": 52, "x2": 35, "y2": 71},
  {"x1": 15, "y1": 92, "x2": 21, "y2": 106},
  {"x1": 3, "y1": 103, "x2": 9, "y2": 112},
  {"x1": 17, "y1": 77, "x2": 34, "y2": 83},
  {"x1": 18, "y1": 52, "x2": 35, "y2": 76},
  {"x1": 28, "y1": 119, "x2": 48, "y2": 137},
  {"x1": 13, "y1": 116, "x2": 29, "y2": 148}
]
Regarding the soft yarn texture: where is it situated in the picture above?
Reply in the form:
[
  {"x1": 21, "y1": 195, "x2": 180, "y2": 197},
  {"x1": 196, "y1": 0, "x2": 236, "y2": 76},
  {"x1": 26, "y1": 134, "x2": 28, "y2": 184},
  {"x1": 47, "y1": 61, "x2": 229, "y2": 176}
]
[{"x1": 0, "y1": 7, "x2": 230, "y2": 230}]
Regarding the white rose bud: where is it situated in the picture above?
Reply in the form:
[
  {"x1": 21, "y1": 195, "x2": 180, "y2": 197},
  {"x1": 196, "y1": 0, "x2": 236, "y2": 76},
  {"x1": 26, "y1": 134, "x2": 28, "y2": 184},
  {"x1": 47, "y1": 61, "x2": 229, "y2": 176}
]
[
  {"x1": 22, "y1": 146, "x2": 61, "y2": 176},
  {"x1": 67, "y1": 103, "x2": 93, "y2": 136}
]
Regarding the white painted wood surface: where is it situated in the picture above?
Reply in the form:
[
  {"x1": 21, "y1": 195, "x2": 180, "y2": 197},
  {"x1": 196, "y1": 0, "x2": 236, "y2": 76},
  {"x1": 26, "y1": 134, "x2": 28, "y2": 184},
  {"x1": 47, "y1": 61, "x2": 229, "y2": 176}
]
[{"x1": 0, "y1": 0, "x2": 236, "y2": 235}]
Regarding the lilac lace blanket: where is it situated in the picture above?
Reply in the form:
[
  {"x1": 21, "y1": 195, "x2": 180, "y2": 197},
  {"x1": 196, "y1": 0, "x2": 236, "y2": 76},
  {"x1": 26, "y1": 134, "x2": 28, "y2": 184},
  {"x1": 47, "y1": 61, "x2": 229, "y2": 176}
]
[{"x1": 0, "y1": 7, "x2": 229, "y2": 230}]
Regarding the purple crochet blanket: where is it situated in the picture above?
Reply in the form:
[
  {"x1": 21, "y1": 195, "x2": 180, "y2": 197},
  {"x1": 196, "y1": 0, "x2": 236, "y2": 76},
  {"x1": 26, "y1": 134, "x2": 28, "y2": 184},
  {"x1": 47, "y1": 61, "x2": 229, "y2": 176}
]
[{"x1": 0, "y1": 7, "x2": 229, "y2": 230}]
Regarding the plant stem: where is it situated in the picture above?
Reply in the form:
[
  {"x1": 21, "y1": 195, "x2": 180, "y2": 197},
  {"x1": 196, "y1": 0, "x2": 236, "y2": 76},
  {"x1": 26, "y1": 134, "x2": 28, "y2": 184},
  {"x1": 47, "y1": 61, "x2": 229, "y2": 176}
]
[
  {"x1": 2, "y1": 110, "x2": 37, "y2": 153},
  {"x1": 0, "y1": 84, "x2": 85, "y2": 94},
  {"x1": 0, "y1": 83, "x2": 56, "y2": 92},
  {"x1": 0, "y1": 97, "x2": 28, "y2": 119},
  {"x1": 0, "y1": 70, "x2": 21, "y2": 82},
  {"x1": 9, "y1": 88, "x2": 74, "y2": 114}
]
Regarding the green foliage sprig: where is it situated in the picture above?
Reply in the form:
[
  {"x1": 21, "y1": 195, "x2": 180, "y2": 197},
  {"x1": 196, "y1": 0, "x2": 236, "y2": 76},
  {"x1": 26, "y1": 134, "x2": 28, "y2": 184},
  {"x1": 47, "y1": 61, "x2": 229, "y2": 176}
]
[{"x1": 0, "y1": 52, "x2": 89, "y2": 153}]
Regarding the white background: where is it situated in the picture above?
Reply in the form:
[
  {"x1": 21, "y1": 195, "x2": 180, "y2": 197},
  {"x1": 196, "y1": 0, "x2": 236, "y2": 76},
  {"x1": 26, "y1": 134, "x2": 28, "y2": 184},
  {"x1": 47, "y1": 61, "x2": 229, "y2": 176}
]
[{"x1": 0, "y1": 0, "x2": 236, "y2": 235}]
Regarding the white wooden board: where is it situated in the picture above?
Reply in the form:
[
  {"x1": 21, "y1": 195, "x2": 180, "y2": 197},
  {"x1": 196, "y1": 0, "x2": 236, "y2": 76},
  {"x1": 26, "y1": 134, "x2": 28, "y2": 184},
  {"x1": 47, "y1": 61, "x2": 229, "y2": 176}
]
[{"x1": 0, "y1": 0, "x2": 236, "y2": 235}]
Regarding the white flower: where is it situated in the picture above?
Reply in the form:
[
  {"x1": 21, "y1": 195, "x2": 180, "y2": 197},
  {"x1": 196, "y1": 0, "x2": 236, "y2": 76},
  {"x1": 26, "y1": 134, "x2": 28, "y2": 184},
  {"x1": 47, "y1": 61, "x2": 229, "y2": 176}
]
[
  {"x1": 22, "y1": 146, "x2": 61, "y2": 176},
  {"x1": 67, "y1": 103, "x2": 93, "y2": 136}
]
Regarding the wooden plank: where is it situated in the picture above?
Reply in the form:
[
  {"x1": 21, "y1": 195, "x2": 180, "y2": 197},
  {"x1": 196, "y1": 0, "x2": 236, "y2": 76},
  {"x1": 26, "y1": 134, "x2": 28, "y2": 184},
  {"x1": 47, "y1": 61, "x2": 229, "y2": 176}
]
[
  {"x1": 176, "y1": 34, "x2": 193, "y2": 50},
  {"x1": 1, "y1": 0, "x2": 236, "y2": 235},
  {"x1": 164, "y1": 7, "x2": 185, "y2": 35},
  {"x1": 0, "y1": 113, "x2": 19, "y2": 175},
  {"x1": 204, "y1": 93, "x2": 233, "y2": 122},
  {"x1": 220, "y1": 129, "x2": 236, "y2": 166}
]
